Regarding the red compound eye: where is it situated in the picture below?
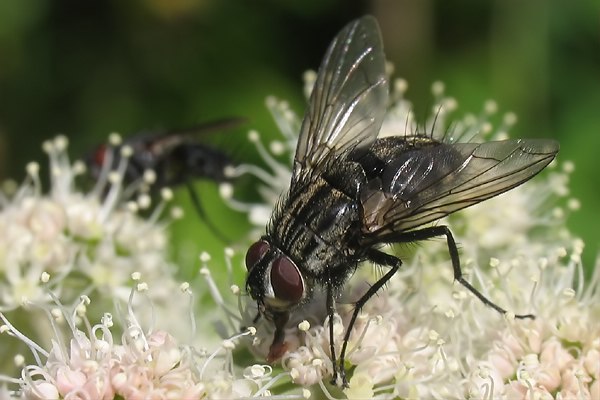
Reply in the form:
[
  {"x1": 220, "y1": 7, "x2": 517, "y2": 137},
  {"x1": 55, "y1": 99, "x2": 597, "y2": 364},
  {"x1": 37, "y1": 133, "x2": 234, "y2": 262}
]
[
  {"x1": 245, "y1": 240, "x2": 270, "y2": 271},
  {"x1": 93, "y1": 144, "x2": 108, "y2": 167},
  {"x1": 270, "y1": 256, "x2": 303, "y2": 303}
]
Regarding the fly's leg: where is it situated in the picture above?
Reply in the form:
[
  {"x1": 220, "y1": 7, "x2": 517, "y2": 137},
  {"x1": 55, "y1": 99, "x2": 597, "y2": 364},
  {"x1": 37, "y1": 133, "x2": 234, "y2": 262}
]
[
  {"x1": 336, "y1": 249, "x2": 401, "y2": 387},
  {"x1": 326, "y1": 279, "x2": 340, "y2": 386},
  {"x1": 335, "y1": 225, "x2": 534, "y2": 386},
  {"x1": 185, "y1": 179, "x2": 231, "y2": 243},
  {"x1": 385, "y1": 225, "x2": 535, "y2": 319}
]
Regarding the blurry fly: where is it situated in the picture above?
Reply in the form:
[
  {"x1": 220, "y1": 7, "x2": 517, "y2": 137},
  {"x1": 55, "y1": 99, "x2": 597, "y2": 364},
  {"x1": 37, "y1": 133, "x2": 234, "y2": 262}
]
[
  {"x1": 88, "y1": 118, "x2": 243, "y2": 241},
  {"x1": 244, "y1": 16, "x2": 559, "y2": 386}
]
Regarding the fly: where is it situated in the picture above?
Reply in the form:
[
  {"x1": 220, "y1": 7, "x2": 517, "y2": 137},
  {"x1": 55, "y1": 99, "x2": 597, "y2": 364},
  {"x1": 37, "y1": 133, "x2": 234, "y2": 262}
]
[
  {"x1": 88, "y1": 118, "x2": 243, "y2": 241},
  {"x1": 244, "y1": 16, "x2": 559, "y2": 386}
]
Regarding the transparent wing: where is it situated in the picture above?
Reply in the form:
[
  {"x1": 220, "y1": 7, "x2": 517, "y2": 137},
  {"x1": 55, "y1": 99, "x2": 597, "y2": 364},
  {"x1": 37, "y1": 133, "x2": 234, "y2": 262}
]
[
  {"x1": 143, "y1": 118, "x2": 246, "y2": 157},
  {"x1": 361, "y1": 138, "x2": 559, "y2": 236},
  {"x1": 165, "y1": 117, "x2": 246, "y2": 139},
  {"x1": 293, "y1": 16, "x2": 388, "y2": 183}
]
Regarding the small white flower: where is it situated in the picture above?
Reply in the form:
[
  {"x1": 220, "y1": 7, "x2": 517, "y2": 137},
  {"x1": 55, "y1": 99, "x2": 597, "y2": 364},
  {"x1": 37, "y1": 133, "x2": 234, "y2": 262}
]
[{"x1": 220, "y1": 102, "x2": 298, "y2": 228}]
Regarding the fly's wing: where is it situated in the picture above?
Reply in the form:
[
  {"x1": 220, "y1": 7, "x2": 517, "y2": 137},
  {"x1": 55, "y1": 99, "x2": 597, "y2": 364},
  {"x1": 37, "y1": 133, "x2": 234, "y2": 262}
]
[
  {"x1": 165, "y1": 117, "x2": 246, "y2": 139},
  {"x1": 147, "y1": 117, "x2": 246, "y2": 158},
  {"x1": 292, "y1": 16, "x2": 388, "y2": 183},
  {"x1": 361, "y1": 138, "x2": 559, "y2": 236}
]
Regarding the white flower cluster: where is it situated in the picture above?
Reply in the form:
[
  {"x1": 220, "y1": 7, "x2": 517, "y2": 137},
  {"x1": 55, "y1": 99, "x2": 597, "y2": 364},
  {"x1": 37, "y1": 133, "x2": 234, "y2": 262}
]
[
  {"x1": 0, "y1": 277, "x2": 303, "y2": 399},
  {"x1": 0, "y1": 135, "x2": 197, "y2": 388},
  {"x1": 285, "y1": 237, "x2": 599, "y2": 400},
  {"x1": 0, "y1": 136, "x2": 178, "y2": 312},
  {"x1": 0, "y1": 134, "x2": 312, "y2": 399}
]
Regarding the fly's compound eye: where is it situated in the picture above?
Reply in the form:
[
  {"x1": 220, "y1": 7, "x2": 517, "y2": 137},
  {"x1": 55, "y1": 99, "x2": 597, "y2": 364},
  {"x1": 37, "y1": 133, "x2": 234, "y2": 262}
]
[
  {"x1": 245, "y1": 240, "x2": 270, "y2": 271},
  {"x1": 93, "y1": 144, "x2": 108, "y2": 167},
  {"x1": 270, "y1": 256, "x2": 303, "y2": 304}
]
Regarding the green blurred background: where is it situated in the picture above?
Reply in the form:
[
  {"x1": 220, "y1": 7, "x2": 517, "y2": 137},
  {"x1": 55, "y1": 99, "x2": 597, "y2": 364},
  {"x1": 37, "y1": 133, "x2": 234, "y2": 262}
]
[{"x1": 0, "y1": 0, "x2": 598, "y2": 273}]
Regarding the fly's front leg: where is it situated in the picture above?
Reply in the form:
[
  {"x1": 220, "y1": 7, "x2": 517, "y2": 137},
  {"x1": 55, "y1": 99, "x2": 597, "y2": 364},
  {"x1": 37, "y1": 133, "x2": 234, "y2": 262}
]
[
  {"x1": 385, "y1": 225, "x2": 535, "y2": 319},
  {"x1": 336, "y1": 249, "x2": 401, "y2": 387},
  {"x1": 326, "y1": 278, "x2": 340, "y2": 386}
]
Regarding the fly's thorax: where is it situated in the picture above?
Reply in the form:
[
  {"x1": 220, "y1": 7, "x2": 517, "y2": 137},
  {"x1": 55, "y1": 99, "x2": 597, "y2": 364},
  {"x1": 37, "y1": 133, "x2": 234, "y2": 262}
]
[{"x1": 267, "y1": 177, "x2": 364, "y2": 278}]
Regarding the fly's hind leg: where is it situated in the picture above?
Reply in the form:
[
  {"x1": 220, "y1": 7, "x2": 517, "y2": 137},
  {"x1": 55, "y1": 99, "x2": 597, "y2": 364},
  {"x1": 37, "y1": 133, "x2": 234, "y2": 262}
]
[{"x1": 385, "y1": 225, "x2": 535, "y2": 319}]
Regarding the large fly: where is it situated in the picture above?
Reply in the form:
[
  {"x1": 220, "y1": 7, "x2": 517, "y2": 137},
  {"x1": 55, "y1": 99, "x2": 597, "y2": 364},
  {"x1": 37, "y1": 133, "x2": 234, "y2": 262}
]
[{"x1": 244, "y1": 16, "x2": 559, "y2": 386}]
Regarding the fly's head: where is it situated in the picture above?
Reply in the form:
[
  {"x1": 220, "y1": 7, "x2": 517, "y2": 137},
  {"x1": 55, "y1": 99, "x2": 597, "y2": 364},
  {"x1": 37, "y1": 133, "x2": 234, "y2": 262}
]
[
  {"x1": 245, "y1": 238, "x2": 308, "y2": 361},
  {"x1": 87, "y1": 143, "x2": 114, "y2": 180},
  {"x1": 244, "y1": 238, "x2": 306, "y2": 319}
]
